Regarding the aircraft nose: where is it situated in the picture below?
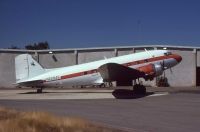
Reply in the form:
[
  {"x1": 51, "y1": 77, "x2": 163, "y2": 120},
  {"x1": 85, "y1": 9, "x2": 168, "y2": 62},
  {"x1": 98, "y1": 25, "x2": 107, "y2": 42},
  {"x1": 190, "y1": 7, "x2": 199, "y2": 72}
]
[{"x1": 173, "y1": 54, "x2": 182, "y2": 63}]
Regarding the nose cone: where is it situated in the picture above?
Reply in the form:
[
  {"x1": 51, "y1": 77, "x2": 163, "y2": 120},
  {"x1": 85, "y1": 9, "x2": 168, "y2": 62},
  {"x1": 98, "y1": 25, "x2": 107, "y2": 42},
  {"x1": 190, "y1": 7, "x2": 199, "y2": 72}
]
[{"x1": 173, "y1": 54, "x2": 182, "y2": 63}]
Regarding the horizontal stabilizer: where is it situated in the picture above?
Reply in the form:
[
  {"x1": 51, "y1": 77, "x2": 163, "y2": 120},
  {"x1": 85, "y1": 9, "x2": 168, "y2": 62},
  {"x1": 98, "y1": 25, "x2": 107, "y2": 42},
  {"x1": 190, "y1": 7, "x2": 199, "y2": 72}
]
[{"x1": 17, "y1": 80, "x2": 44, "y2": 87}]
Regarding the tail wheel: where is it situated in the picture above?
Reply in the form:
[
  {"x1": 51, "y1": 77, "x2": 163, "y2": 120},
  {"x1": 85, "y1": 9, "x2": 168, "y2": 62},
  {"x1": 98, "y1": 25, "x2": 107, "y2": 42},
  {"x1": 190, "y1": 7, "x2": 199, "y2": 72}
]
[{"x1": 100, "y1": 83, "x2": 106, "y2": 88}]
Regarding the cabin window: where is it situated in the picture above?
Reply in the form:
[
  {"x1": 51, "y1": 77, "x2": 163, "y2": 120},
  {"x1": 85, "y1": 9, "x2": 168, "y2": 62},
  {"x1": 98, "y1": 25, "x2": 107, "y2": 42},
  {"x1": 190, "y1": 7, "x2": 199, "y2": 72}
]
[
  {"x1": 168, "y1": 52, "x2": 172, "y2": 55},
  {"x1": 164, "y1": 52, "x2": 172, "y2": 56}
]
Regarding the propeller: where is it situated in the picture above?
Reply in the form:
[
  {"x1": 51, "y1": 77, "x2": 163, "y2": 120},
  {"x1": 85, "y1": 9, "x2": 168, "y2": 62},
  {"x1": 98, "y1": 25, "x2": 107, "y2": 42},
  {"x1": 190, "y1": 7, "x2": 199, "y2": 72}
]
[
  {"x1": 160, "y1": 60, "x2": 166, "y2": 78},
  {"x1": 160, "y1": 60, "x2": 173, "y2": 75},
  {"x1": 160, "y1": 60, "x2": 166, "y2": 71}
]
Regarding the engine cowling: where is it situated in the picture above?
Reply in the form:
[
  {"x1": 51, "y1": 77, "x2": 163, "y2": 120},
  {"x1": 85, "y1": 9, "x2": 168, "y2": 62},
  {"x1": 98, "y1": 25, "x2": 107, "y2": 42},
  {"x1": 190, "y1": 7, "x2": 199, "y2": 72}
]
[
  {"x1": 153, "y1": 64, "x2": 163, "y2": 76},
  {"x1": 137, "y1": 63, "x2": 163, "y2": 76}
]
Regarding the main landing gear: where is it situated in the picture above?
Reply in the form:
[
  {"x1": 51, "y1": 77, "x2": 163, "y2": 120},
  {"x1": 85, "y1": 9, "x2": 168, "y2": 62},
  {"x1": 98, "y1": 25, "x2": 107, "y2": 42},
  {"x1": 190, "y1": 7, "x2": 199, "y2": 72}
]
[
  {"x1": 133, "y1": 79, "x2": 146, "y2": 94},
  {"x1": 133, "y1": 84, "x2": 146, "y2": 94},
  {"x1": 37, "y1": 88, "x2": 43, "y2": 93}
]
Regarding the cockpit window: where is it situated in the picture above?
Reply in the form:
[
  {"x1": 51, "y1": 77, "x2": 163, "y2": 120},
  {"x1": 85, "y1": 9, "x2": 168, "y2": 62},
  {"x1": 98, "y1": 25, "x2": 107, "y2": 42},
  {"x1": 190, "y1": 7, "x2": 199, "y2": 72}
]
[{"x1": 164, "y1": 52, "x2": 172, "y2": 56}]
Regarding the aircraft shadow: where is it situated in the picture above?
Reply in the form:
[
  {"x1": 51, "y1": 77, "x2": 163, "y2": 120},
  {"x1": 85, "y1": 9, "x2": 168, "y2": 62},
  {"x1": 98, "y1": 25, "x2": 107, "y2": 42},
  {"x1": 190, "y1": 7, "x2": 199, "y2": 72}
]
[
  {"x1": 19, "y1": 91, "x2": 111, "y2": 94},
  {"x1": 112, "y1": 89, "x2": 154, "y2": 99},
  {"x1": 19, "y1": 89, "x2": 154, "y2": 99},
  {"x1": 19, "y1": 91, "x2": 49, "y2": 94}
]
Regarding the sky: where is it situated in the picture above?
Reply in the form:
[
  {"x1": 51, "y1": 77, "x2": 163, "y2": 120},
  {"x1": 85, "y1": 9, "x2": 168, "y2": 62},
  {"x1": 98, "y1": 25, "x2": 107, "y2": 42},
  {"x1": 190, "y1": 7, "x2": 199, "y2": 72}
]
[{"x1": 0, "y1": 0, "x2": 200, "y2": 49}]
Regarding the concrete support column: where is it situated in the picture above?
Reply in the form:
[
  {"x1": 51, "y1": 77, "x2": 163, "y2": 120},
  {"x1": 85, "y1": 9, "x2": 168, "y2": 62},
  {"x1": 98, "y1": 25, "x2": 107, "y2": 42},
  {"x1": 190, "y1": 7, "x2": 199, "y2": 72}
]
[
  {"x1": 34, "y1": 51, "x2": 39, "y2": 62},
  {"x1": 114, "y1": 48, "x2": 118, "y2": 57},
  {"x1": 74, "y1": 50, "x2": 78, "y2": 65},
  {"x1": 132, "y1": 48, "x2": 135, "y2": 53},
  {"x1": 193, "y1": 49, "x2": 197, "y2": 86}
]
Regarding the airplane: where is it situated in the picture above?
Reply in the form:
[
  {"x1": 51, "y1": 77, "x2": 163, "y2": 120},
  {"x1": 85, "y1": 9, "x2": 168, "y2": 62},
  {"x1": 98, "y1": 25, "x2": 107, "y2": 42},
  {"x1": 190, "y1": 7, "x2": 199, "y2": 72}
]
[{"x1": 15, "y1": 50, "x2": 182, "y2": 94}]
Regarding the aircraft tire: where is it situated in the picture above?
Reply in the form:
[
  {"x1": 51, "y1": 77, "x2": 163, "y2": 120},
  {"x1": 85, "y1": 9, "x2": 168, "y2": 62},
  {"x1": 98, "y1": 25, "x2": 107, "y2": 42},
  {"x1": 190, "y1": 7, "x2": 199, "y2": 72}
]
[
  {"x1": 100, "y1": 83, "x2": 106, "y2": 88},
  {"x1": 109, "y1": 82, "x2": 113, "y2": 87},
  {"x1": 133, "y1": 84, "x2": 146, "y2": 95}
]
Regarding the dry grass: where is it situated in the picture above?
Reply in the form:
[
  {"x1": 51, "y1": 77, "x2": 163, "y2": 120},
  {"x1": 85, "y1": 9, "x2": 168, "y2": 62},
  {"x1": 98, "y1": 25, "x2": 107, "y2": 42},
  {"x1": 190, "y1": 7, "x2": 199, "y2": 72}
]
[{"x1": 0, "y1": 107, "x2": 120, "y2": 132}]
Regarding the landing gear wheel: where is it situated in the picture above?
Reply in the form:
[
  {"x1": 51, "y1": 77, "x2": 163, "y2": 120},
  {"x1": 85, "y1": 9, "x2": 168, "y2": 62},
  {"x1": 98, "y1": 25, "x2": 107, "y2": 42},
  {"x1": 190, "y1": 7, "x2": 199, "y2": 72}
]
[
  {"x1": 37, "y1": 88, "x2": 43, "y2": 93},
  {"x1": 133, "y1": 84, "x2": 146, "y2": 95}
]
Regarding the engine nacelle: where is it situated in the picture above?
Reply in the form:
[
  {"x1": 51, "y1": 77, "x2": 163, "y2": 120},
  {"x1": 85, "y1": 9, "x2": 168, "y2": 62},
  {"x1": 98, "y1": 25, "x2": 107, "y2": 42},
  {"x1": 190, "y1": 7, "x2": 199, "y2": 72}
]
[
  {"x1": 153, "y1": 64, "x2": 163, "y2": 76},
  {"x1": 137, "y1": 63, "x2": 163, "y2": 77}
]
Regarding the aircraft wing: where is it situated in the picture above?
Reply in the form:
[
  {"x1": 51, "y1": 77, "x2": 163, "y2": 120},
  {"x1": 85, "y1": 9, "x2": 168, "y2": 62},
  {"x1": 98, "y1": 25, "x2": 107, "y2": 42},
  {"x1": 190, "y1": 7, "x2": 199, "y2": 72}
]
[{"x1": 98, "y1": 63, "x2": 145, "y2": 83}]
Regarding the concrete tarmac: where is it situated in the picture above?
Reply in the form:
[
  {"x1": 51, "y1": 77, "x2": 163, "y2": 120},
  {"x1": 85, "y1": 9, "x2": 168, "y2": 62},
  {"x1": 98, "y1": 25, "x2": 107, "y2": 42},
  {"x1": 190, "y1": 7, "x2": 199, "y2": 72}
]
[
  {"x1": 0, "y1": 89, "x2": 115, "y2": 99},
  {"x1": 0, "y1": 87, "x2": 200, "y2": 132}
]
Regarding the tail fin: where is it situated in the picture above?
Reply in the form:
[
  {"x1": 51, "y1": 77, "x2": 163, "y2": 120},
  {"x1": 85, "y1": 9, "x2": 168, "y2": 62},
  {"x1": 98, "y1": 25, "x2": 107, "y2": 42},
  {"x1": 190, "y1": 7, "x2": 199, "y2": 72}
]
[{"x1": 15, "y1": 54, "x2": 45, "y2": 83}]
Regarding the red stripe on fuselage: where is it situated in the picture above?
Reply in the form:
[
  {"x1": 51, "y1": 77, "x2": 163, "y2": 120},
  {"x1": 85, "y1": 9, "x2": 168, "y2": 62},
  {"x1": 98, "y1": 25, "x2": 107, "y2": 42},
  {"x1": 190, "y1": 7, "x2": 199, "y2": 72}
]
[{"x1": 60, "y1": 70, "x2": 98, "y2": 80}]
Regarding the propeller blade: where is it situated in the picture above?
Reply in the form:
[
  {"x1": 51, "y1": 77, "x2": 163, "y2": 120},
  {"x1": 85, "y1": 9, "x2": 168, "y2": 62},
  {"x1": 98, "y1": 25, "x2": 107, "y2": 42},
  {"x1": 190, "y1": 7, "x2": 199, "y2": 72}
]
[
  {"x1": 161, "y1": 60, "x2": 165, "y2": 70},
  {"x1": 162, "y1": 60, "x2": 168, "y2": 70},
  {"x1": 163, "y1": 60, "x2": 165, "y2": 70}
]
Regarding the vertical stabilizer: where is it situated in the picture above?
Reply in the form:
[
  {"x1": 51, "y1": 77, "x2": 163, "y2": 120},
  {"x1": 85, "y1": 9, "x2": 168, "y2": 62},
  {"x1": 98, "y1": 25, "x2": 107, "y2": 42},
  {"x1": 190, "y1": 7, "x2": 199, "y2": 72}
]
[{"x1": 15, "y1": 54, "x2": 45, "y2": 83}]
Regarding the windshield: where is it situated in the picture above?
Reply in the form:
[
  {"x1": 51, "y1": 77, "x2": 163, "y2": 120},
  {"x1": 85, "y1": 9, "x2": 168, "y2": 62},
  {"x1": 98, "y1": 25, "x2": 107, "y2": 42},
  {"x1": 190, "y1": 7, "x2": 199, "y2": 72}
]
[{"x1": 164, "y1": 52, "x2": 172, "y2": 56}]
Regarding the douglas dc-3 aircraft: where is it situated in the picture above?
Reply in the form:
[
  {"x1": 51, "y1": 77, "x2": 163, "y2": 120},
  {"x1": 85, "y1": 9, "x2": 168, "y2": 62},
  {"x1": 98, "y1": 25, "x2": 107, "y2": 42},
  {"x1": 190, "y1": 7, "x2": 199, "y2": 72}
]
[{"x1": 15, "y1": 50, "x2": 182, "y2": 93}]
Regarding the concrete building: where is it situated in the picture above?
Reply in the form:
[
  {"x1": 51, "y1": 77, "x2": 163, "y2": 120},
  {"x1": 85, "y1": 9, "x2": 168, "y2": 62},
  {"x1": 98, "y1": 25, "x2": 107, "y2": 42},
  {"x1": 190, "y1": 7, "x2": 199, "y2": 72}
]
[{"x1": 0, "y1": 45, "x2": 199, "y2": 88}]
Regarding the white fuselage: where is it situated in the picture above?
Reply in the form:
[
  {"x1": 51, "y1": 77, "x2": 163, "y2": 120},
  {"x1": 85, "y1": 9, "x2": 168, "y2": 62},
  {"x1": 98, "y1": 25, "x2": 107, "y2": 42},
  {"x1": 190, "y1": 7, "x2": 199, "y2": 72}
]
[{"x1": 23, "y1": 50, "x2": 181, "y2": 87}]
